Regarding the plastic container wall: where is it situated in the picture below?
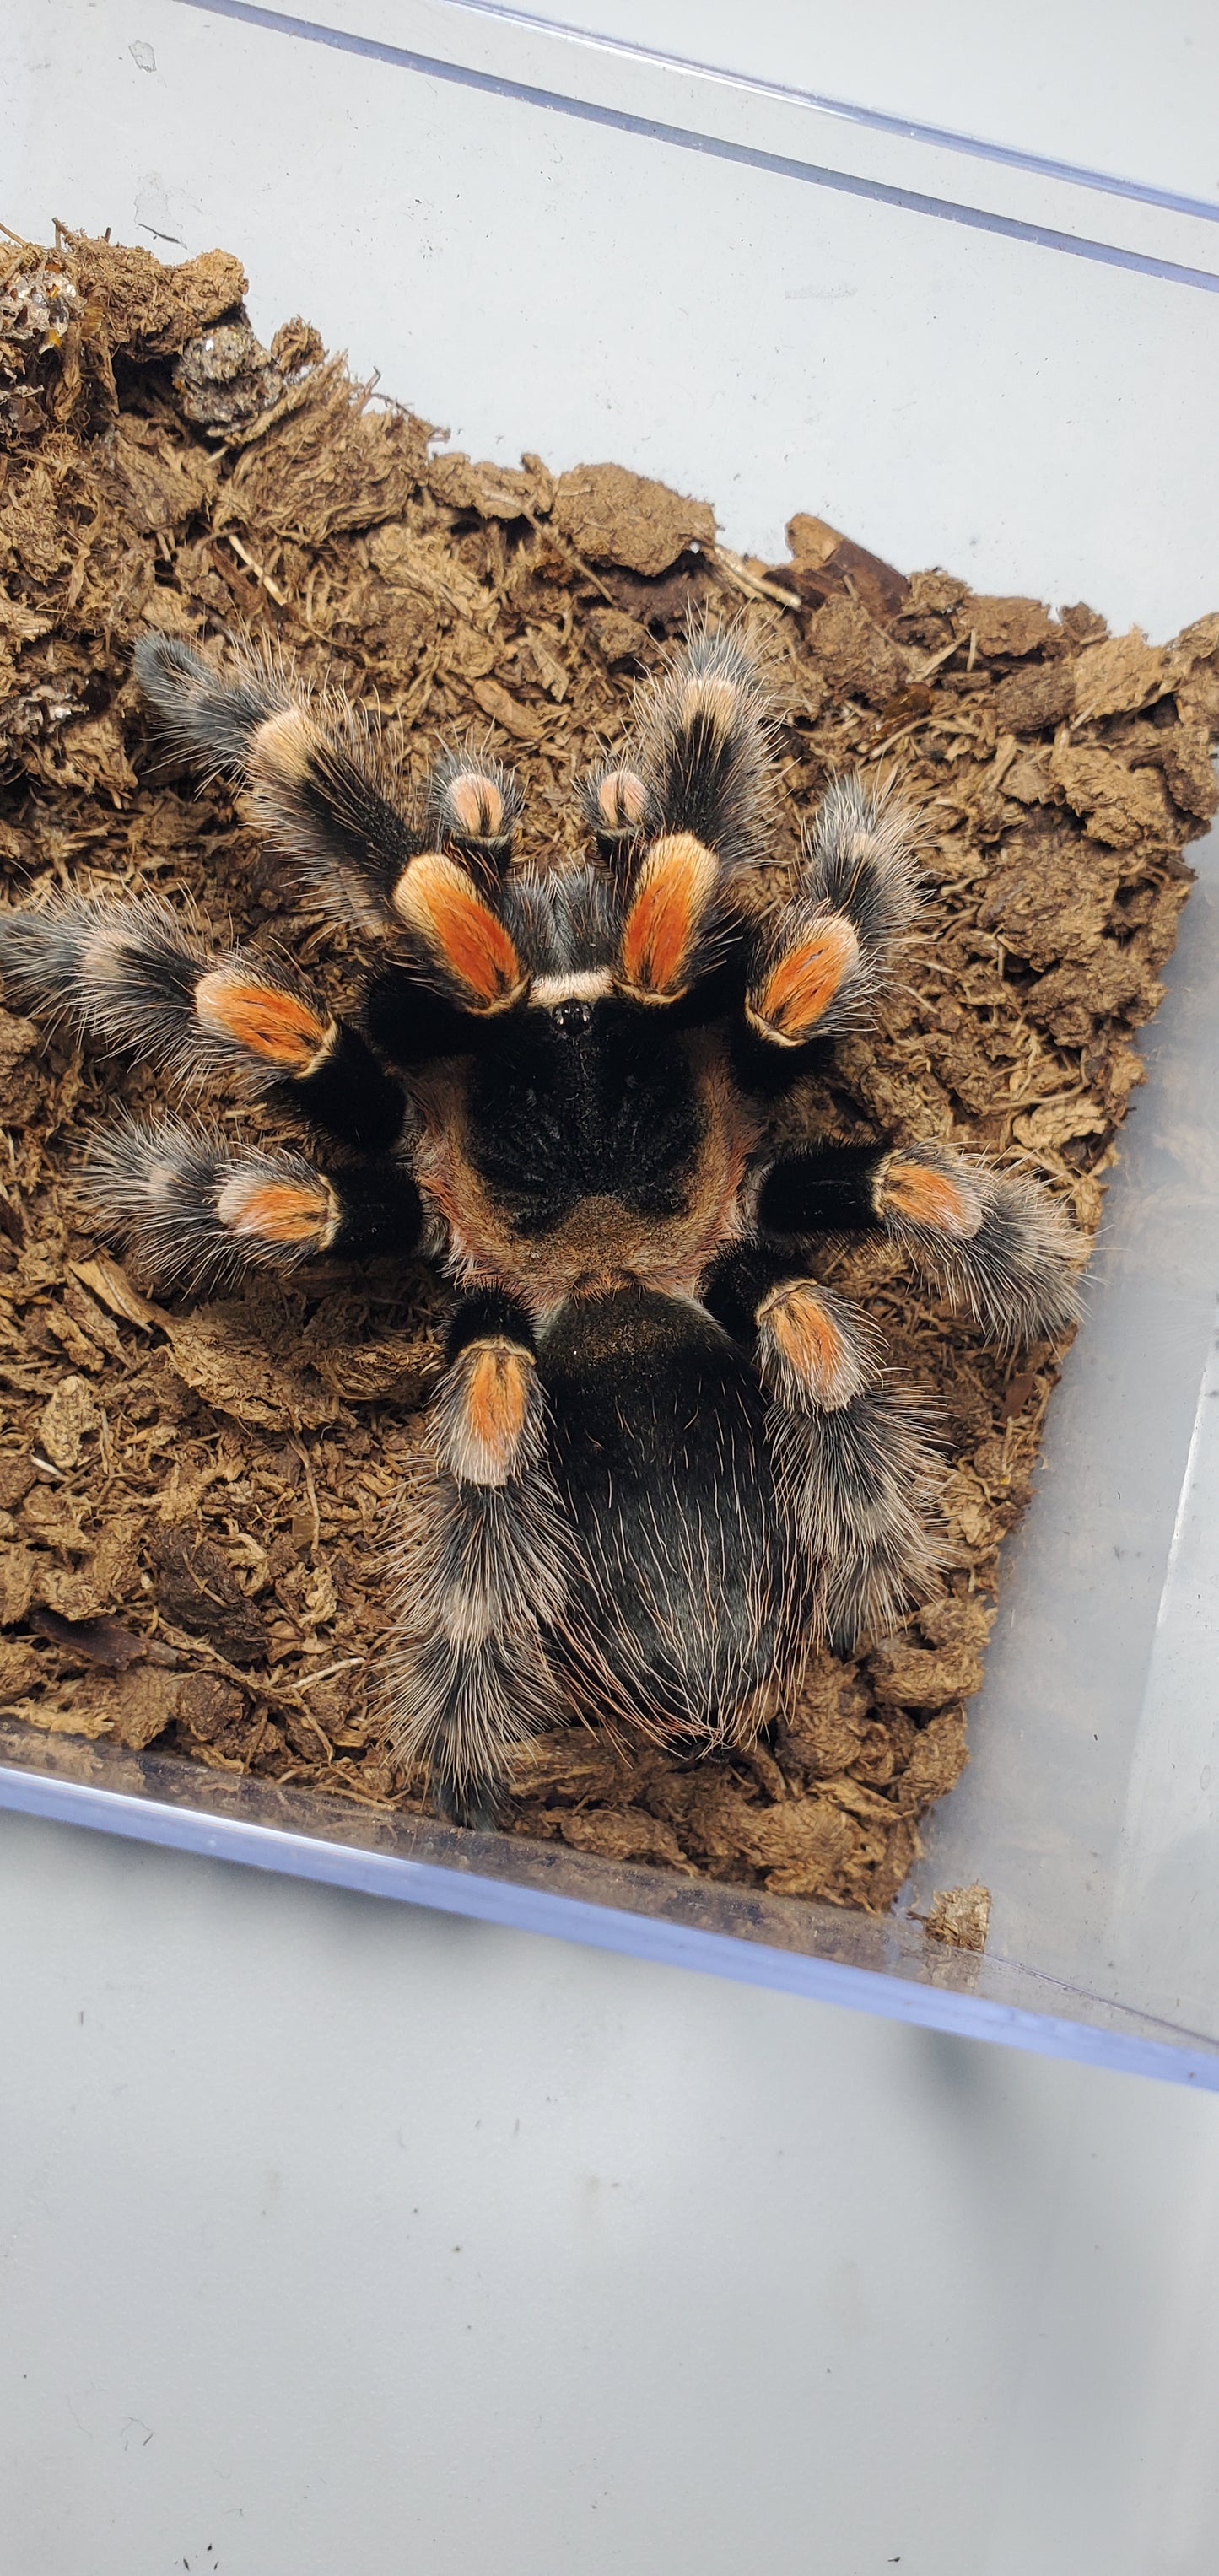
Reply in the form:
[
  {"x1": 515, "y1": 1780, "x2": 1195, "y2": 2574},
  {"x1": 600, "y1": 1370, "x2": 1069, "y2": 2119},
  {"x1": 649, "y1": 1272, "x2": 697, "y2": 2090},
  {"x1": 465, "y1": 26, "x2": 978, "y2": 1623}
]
[{"x1": 3, "y1": 0, "x2": 1219, "y2": 2082}]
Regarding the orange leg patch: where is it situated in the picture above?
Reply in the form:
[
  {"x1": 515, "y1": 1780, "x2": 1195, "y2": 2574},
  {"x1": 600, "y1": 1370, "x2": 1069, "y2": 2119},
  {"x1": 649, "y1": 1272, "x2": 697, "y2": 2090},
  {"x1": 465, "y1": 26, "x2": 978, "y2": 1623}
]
[
  {"x1": 880, "y1": 1156, "x2": 981, "y2": 1238},
  {"x1": 747, "y1": 915, "x2": 859, "y2": 1044},
  {"x1": 391, "y1": 853, "x2": 524, "y2": 1010},
  {"x1": 215, "y1": 1172, "x2": 338, "y2": 1248},
  {"x1": 619, "y1": 832, "x2": 718, "y2": 1000},
  {"x1": 445, "y1": 1339, "x2": 536, "y2": 1485},
  {"x1": 758, "y1": 1280, "x2": 870, "y2": 1409},
  {"x1": 196, "y1": 971, "x2": 334, "y2": 1070}
]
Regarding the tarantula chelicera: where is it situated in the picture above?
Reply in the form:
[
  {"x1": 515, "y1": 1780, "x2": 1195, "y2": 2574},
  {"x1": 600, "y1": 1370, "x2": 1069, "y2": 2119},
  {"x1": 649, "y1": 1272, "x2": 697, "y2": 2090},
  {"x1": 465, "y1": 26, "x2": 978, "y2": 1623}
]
[{"x1": 0, "y1": 628, "x2": 1081, "y2": 1822}]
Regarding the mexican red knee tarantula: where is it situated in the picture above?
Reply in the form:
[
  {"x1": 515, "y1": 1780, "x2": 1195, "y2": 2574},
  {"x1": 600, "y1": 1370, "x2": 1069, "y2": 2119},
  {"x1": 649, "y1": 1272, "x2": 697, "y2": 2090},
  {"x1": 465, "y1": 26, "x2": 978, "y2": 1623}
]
[{"x1": 0, "y1": 628, "x2": 1081, "y2": 1823}]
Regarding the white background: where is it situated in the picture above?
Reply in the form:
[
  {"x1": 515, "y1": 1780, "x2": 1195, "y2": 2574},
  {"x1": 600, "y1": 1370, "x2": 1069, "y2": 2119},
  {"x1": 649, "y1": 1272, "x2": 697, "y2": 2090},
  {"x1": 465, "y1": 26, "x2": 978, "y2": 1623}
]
[
  {"x1": 6, "y1": 1811, "x2": 1219, "y2": 2576},
  {"x1": 5, "y1": 4, "x2": 1219, "y2": 2568}
]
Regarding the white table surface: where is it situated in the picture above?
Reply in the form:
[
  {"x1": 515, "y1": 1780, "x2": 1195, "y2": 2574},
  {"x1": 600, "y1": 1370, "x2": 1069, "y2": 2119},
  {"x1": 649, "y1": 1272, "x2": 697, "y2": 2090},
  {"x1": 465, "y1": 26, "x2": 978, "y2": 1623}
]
[
  {"x1": 6, "y1": 6, "x2": 1219, "y2": 2566},
  {"x1": 4, "y1": 1808, "x2": 1219, "y2": 2576}
]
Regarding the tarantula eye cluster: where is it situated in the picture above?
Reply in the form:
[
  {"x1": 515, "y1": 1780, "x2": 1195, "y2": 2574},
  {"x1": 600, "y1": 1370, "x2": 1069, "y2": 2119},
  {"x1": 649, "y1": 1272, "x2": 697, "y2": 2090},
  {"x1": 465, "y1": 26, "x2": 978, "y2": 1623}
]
[{"x1": 0, "y1": 628, "x2": 1083, "y2": 1824}]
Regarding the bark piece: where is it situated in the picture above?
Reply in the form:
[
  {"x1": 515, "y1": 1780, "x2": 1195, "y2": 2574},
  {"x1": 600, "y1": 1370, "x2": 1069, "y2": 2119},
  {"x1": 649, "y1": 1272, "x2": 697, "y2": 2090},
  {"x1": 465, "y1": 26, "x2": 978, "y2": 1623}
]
[
  {"x1": 925, "y1": 1882, "x2": 991, "y2": 1951},
  {"x1": 552, "y1": 463, "x2": 715, "y2": 575},
  {"x1": 37, "y1": 1374, "x2": 100, "y2": 1469},
  {"x1": 149, "y1": 1528, "x2": 267, "y2": 1666}
]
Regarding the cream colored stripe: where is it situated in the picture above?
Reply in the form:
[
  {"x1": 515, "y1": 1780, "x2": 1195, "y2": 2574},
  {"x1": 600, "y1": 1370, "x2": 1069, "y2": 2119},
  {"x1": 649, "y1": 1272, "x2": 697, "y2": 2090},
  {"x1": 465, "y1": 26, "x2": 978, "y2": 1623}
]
[{"x1": 530, "y1": 969, "x2": 614, "y2": 1006}]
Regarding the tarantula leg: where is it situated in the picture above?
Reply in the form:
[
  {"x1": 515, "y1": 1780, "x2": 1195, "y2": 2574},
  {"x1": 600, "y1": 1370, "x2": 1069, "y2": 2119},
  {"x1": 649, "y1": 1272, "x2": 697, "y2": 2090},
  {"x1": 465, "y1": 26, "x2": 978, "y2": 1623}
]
[
  {"x1": 135, "y1": 634, "x2": 430, "y2": 933},
  {"x1": 582, "y1": 627, "x2": 773, "y2": 875},
  {"x1": 580, "y1": 757, "x2": 655, "y2": 858},
  {"x1": 773, "y1": 1374, "x2": 944, "y2": 1653},
  {"x1": 584, "y1": 631, "x2": 774, "y2": 1006},
  {"x1": 362, "y1": 962, "x2": 499, "y2": 1070},
  {"x1": 874, "y1": 1143, "x2": 1083, "y2": 1345},
  {"x1": 616, "y1": 830, "x2": 720, "y2": 1005},
  {"x1": 0, "y1": 892, "x2": 405, "y2": 1153},
  {"x1": 423, "y1": 746, "x2": 524, "y2": 881},
  {"x1": 706, "y1": 1244, "x2": 941, "y2": 1652},
  {"x1": 743, "y1": 777, "x2": 920, "y2": 1051},
  {"x1": 704, "y1": 1243, "x2": 877, "y2": 1400},
  {"x1": 434, "y1": 1291, "x2": 551, "y2": 1488},
  {"x1": 759, "y1": 1140, "x2": 1083, "y2": 1346},
  {"x1": 386, "y1": 1291, "x2": 574, "y2": 1825},
  {"x1": 388, "y1": 851, "x2": 526, "y2": 1014},
  {"x1": 84, "y1": 1115, "x2": 422, "y2": 1288}
]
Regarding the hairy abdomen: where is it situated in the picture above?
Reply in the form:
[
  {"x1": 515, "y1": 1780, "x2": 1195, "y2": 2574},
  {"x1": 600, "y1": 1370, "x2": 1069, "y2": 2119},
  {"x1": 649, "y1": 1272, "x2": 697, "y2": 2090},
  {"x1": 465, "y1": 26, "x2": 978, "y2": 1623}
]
[{"x1": 539, "y1": 1285, "x2": 804, "y2": 1743}]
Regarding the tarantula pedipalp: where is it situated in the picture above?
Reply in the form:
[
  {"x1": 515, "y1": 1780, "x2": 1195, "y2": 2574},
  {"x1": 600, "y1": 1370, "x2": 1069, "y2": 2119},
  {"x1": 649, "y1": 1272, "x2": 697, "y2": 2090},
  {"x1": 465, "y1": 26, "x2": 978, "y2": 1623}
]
[{"x1": 0, "y1": 628, "x2": 1082, "y2": 1824}]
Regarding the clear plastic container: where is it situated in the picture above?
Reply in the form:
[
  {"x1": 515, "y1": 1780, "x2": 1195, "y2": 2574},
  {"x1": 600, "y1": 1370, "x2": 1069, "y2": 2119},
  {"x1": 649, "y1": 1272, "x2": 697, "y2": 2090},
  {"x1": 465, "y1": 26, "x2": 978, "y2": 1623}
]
[
  {"x1": 4, "y1": 818, "x2": 1218, "y2": 2088},
  {"x1": 5, "y1": 0, "x2": 1219, "y2": 2085}
]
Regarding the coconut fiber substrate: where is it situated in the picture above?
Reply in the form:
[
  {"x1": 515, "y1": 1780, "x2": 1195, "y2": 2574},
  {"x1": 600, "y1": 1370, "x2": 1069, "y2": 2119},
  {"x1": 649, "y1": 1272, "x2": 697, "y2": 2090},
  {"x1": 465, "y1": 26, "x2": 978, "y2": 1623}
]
[{"x1": 2, "y1": 225, "x2": 1216, "y2": 1916}]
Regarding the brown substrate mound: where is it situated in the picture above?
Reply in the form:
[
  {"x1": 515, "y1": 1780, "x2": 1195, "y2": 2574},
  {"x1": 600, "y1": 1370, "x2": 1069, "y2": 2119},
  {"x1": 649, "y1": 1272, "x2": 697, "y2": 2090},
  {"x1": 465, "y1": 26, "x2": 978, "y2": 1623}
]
[{"x1": 2, "y1": 225, "x2": 1216, "y2": 1910}]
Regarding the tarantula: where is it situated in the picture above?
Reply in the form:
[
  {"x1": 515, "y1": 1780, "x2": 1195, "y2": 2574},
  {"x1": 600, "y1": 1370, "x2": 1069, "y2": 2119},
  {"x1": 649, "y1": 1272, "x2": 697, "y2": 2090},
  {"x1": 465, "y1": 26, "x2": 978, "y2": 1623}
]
[{"x1": 0, "y1": 628, "x2": 1081, "y2": 1822}]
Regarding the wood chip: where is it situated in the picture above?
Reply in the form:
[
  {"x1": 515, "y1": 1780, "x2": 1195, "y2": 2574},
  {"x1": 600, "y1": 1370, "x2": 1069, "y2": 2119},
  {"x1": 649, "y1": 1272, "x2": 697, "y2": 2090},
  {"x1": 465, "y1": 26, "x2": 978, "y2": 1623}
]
[
  {"x1": 551, "y1": 462, "x2": 715, "y2": 577},
  {"x1": 925, "y1": 1881, "x2": 992, "y2": 1951},
  {"x1": 37, "y1": 1373, "x2": 100, "y2": 1469},
  {"x1": 28, "y1": 1606, "x2": 148, "y2": 1669},
  {"x1": 68, "y1": 1254, "x2": 163, "y2": 1329}
]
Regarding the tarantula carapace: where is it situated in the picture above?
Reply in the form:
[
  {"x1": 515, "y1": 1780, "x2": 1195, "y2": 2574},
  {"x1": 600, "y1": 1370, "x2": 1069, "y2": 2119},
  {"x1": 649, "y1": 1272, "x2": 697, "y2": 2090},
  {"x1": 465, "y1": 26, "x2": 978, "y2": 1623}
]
[{"x1": 0, "y1": 628, "x2": 1081, "y2": 1822}]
